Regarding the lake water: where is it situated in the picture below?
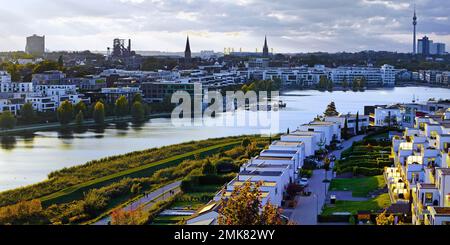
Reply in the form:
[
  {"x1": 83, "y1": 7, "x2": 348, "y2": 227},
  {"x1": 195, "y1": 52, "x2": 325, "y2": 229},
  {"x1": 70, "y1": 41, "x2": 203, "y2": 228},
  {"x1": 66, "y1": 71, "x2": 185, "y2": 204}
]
[{"x1": 1, "y1": 86, "x2": 449, "y2": 191}]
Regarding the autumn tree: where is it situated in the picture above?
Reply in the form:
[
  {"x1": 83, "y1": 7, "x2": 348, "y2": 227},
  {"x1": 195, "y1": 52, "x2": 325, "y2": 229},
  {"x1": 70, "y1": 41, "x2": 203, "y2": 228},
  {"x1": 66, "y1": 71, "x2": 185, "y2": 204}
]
[
  {"x1": 218, "y1": 181, "x2": 283, "y2": 225},
  {"x1": 324, "y1": 102, "x2": 339, "y2": 117},
  {"x1": 57, "y1": 100, "x2": 74, "y2": 125},
  {"x1": 74, "y1": 101, "x2": 87, "y2": 115},
  {"x1": 110, "y1": 206, "x2": 146, "y2": 225},
  {"x1": 115, "y1": 95, "x2": 129, "y2": 118},
  {"x1": 376, "y1": 210, "x2": 395, "y2": 225},
  {"x1": 0, "y1": 199, "x2": 47, "y2": 225},
  {"x1": 93, "y1": 101, "x2": 105, "y2": 125}
]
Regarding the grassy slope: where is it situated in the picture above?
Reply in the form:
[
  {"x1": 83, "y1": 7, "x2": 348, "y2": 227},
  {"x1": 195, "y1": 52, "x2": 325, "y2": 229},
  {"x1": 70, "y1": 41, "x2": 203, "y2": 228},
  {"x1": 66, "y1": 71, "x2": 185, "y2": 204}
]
[
  {"x1": 329, "y1": 175, "x2": 386, "y2": 197},
  {"x1": 322, "y1": 193, "x2": 391, "y2": 215},
  {"x1": 39, "y1": 141, "x2": 240, "y2": 205}
]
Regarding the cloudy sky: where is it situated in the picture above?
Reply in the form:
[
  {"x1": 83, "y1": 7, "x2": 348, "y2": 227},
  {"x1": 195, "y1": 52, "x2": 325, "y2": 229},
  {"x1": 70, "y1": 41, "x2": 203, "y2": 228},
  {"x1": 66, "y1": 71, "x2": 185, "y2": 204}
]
[{"x1": 0, "y1": 0, "x2": 449, "y2": 53}]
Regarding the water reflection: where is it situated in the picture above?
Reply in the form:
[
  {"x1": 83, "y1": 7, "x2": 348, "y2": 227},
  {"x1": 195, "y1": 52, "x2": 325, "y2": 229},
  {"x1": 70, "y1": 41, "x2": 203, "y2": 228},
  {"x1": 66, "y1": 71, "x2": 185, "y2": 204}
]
[{"x1": 1, "y1": 136, "x2": 17, "y2": 150}]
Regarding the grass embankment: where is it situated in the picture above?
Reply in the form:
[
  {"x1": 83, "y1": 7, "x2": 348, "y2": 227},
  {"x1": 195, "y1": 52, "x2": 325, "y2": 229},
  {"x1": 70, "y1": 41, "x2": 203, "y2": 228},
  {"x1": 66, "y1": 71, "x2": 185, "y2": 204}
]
[
  {"x1": 39, "y1": 142, "x2": 239, "y2": 205},
  {"x1": 322, "y1": 193, "x2": 391, "y2": 215},
  {"x1": 0, "y1": 135, "x2": 259, "y2": 207},
  {"x1": 329, "y1": 175, "x2": 386, "y2": 197}
]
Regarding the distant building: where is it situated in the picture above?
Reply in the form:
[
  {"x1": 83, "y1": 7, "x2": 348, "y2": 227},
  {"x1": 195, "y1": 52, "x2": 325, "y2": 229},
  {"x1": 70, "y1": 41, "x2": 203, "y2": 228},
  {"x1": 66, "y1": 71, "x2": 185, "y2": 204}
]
[
  {"x1": 25, "y1": 34, "x2": 45, "y2": 57},
  {"x1": 263, "y1": 36, "x2": 269, "y2": 57},
  {"x1": 418, "y1": 36, "x2": 446, "y2": 56},
  {"x1": 185, "y1": 36, "x2": 192, "y2": 61}
]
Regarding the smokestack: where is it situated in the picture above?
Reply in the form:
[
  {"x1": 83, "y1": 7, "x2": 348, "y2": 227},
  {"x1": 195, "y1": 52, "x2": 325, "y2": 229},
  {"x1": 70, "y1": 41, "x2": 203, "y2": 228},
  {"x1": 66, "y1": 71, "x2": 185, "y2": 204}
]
[{"x1": 128, "y1": 39, "x2": 131, "y2": 52}]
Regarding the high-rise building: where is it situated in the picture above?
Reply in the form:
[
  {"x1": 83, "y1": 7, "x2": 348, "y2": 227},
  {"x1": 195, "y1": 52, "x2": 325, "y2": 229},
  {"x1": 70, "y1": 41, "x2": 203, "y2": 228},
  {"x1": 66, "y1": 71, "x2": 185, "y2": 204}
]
[
  {"x1": 184, "y1": 36, "x2": 192, "y2": 61},
  {"x1": 412, "y1": 6, "x2": 417, "y2": 54},
  {"x1": 417, "y1": 36, "x2": 430, "y2": 56},
  {"x1": 418, "y1": 36, "x2": 446, "y2": 56},
  {"x1": 263, "y1": 36, "x2": 269, "y2": 57},
  {"x1": 25, "y1": 34, "x2": 45, "y2": 57}
]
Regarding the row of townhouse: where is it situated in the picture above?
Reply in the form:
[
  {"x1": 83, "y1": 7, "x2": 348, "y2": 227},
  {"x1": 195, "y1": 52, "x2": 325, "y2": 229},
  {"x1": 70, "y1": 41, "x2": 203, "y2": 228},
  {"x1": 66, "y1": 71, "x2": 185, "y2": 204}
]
[
  {"x1": 387, "y1": 108, "x2": 450, "y2": 225},
  {"x1": 366, "y1": 100, "x2": 450, "y2": 128},
  {"x1": 413, "y1": 70, "x2": 450, "y2": 86},
  {"x1": 0, "y1": 71, "x2": 90, "y2": 114},
  {"x1": 240, "y1": 64, "x2": 397, "y2": 88},
  {"x1": 186, "y1": 117, "x2": 345, "y2": 225}
]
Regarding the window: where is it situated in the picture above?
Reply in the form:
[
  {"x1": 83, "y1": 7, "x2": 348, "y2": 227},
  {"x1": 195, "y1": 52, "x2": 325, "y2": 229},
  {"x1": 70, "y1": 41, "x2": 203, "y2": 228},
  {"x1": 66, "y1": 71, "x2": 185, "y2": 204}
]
[{"x1": 425, "y1": 193, "x2": 433, "y2": 204}]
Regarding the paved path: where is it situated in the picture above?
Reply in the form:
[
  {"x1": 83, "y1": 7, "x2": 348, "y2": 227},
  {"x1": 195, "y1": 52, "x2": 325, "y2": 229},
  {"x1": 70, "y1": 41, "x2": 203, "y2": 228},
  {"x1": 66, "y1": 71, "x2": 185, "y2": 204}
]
[
  {"x1": 93, "y1": 181, "x2": 182, "y2": 225},
  {"x1": 286, "y1": 169, "x2": 330, "y2": 225}
]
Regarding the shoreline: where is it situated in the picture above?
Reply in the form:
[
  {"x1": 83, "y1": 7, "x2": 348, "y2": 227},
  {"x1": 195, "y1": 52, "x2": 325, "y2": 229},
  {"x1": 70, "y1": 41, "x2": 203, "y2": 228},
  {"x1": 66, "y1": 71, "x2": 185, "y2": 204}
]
[{"x1": 0, "y1": 113, "x2": 171, "y2": 136}]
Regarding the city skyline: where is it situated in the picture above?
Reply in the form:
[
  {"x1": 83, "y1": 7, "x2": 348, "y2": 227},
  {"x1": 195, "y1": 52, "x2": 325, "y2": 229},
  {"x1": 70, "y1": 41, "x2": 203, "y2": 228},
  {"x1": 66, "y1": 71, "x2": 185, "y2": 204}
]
[{"x1": 0, "y1": 0, "x2": 449, "y2": 53}]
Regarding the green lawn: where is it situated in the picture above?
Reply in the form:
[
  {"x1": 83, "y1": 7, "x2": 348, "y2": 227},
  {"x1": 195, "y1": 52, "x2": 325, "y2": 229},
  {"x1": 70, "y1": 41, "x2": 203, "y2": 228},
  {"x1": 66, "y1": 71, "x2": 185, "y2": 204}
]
[
  {"x1": 329, "y1": 175, "x2": 385, "y2": 197},
  {"x1": 322, "y1": 193, "x2": 391, "y2": 215}
]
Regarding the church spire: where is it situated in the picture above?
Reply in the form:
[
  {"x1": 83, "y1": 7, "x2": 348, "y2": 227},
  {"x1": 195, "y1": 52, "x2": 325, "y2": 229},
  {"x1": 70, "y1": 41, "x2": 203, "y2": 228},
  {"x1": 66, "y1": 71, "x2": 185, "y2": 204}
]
[
  {"x1": 263, "y1": 36, "x2": 269, "y2": 57},
  {"x1": 185, "y1": 35, "x2": 191, "y2": 60}
]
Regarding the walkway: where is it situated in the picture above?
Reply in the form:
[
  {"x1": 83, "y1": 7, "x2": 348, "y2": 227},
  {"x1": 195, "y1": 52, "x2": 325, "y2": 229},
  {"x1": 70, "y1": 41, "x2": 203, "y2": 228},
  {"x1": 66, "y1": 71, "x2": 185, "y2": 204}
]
[{"x1": 93, "y1": 181, "x2": 182, "y2": 225}]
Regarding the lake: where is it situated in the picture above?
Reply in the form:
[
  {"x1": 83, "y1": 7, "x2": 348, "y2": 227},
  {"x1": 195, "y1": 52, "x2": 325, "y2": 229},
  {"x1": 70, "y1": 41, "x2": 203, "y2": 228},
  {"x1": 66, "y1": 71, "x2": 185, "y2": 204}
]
[{"x1": 1, "y1": 86, "x2": 449, "y2": 191}]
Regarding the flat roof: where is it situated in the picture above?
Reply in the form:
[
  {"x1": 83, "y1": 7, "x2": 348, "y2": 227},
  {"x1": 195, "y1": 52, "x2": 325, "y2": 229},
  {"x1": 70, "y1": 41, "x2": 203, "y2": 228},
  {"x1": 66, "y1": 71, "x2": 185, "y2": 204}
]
[
  {"x1": 261, "y1": 149, "x2": 298, "y2": 155},
  {"x1": 231, "y1": 180, "x2": 277, "y2": 187},
  {"x1": 271, "y1": 141, "x2": 303, "y2": 146},
  {"x1": 239, "y1": 170, "x2": 282, "y2": 177},
  {"x1": 246, "y1": 163, "x2": 290, "y2": 169},
  {"x1": 255, "y1": 156, "x2": 294, "y2": 161},
  {"x1": 223, "y1": 191, "x2": 269, "y2": 198}
]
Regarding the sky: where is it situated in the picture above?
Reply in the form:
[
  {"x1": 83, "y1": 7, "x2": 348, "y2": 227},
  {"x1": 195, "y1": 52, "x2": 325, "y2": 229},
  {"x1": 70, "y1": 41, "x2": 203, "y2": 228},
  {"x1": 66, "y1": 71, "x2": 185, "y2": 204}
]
[{"x1": 0, "y1": 0, "x2": 449, "y2": 53}]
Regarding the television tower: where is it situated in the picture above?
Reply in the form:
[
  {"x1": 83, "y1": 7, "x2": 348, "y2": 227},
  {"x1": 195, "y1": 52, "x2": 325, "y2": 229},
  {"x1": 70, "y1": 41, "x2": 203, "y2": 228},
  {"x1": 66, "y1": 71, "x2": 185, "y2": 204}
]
[{"x1": 413, "y1": 4, "x2": 417, "y2": 54}]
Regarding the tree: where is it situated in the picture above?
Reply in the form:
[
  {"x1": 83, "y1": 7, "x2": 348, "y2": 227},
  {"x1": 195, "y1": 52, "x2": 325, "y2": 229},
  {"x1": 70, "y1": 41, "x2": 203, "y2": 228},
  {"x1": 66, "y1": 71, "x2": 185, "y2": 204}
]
[
  {"x1": 19, "y1": 102, "x2": 35, "y2": 124},
  {"x1": 82, "y1": 189, "x2": 107, "y2": 217},
  {"x1": 0, "y1": 199, "x2": 47, "y2": 225},
  {"x1": 74, "y1": 101, "x2": 87, "y2": 115},
  {"x1": 218, "y1": 181, "x2": 283, "y2": 225},
  {"x1": 110, "y1": 206, "x2": 146, "y2": 225},
  {"x1": 324, "y1": 157, "x2": 331, "y2": 179},
  {"x1": 131, "y1": 101, "x2": 145, "y2": 122},
  {"x1": 0, "y1": 111, "x2": 17, "y2": 130},
  {"x1": 130, "y1": 183, "x2": 143, "y2": 195},
  {"x1": 342, "y1": 78, "x2": 349, "y2": 91},
  {"x1": 241, "y1": 138, "x2": 251, "y2": 148},
  {"x1": 58, "y1": 55, "x2": 64, "y2": 68},
  {"x1": 352, "y1": 78, "x2": 359, "y2": 91},
  {"x1": 355, "y1": 111, "x2": 359, "y2": 135},
  {"x1": 75, "y1": 111, "x2": 84, "y2": 126},
  {"x1": 376, "y1": 210, "x2": 395, "y2": 225},
  {"x1": 287, "y1": 128, "x2": 290, "y2": 134},
  {"x1": 343, "y1": 118, "x2": 349, "y2": 140},
  {"x1": 202, "y1": 159, "x2": 216, "y2": 175},
  {"x1": 324, "y1": 102, "x2": 339, "y2": 117},
  {"x1": 326, "y1": 79, "x2": 333, "y2": 92},
  {"x1": 132, "y1": 93, "x2": 143, "y2": 103},
  {"x1": 115, "y1": 96, "x2": 129, "y2": 118},
  {"x1": 32, "y1": 60, "x2": 60, "y2": 74},
  {"x1": 57, "y1": 100, "x2": 74, "y2": 125},
  {"x1": 93, "y1": 101, "x2": 106, "y2": 125}
]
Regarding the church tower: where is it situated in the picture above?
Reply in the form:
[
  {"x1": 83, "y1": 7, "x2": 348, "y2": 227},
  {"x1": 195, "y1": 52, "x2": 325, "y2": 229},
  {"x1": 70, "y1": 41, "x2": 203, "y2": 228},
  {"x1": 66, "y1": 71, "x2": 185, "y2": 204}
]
[
  {"x1": 185, "y1": 36, "x2": 192, "y2": 61},
  {"x1": 263, "y1": 36, "x2": 269, "y2": 57}
]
